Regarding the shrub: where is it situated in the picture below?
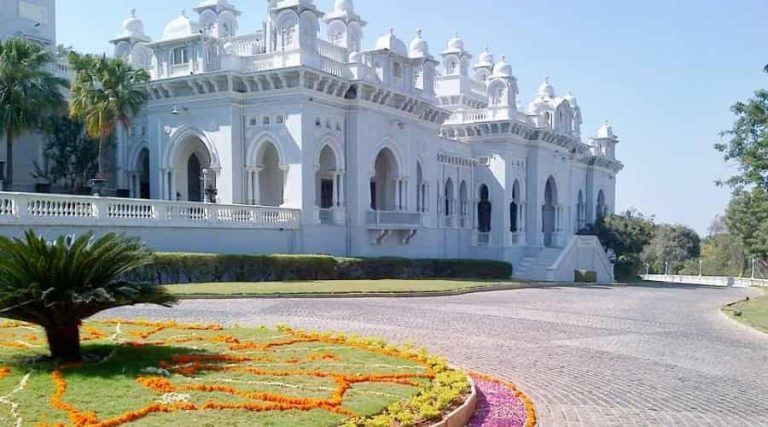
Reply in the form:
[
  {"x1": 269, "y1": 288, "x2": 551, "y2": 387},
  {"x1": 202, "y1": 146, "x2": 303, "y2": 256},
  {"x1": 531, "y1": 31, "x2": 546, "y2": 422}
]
[{"x1": 130, "y1": 254, "x2": 512, "y2": 284}]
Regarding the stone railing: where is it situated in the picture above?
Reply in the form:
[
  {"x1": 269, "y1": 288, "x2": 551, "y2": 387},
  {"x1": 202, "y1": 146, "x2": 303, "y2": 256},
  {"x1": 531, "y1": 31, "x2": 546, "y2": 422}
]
[
  {"x1": 222, "y1": 33, "x2": 267, "y2": 56},
  {"x1": 366, "y1": 210, "x2": 423, "y2": 228},
  {"x1": 0, "y1": 192, "x2": 300, "y2": 229},
  {"x1": 641, "y1": 274, "x2": 768, "y2": 288},
  {"x1": 316, "y1": 40, "x2": 348, "y2": 63}
]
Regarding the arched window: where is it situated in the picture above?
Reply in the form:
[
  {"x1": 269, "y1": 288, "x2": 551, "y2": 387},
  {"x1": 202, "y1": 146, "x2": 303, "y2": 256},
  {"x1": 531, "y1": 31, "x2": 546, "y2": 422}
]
[
  {"x1": 510, "y1": 180, "x2": 521, "y2": 232},
  {"x1": 255, "y1": 142, "x2": 284, "y2": 207},
  {"x1": 542, "y1": 177, "x2": 558, "y2": 247},
  {"x1": 477, "y1": 184, "x2": 492, "y2": 233},
  {"x1": 459, "y1": 181, "x2": 468, "y2": 217},
  {"x1": 596, "y1": 190, "x2": 606, "y2": 221},
  {"x1": 371, "y1": 148, "x2": 400, "y2": 211},
  {"x1": 316, "y1": 145, "x2": 337, "y2": 209},
  {"x1": 444, "y1": 178, "x2": 454, "y2": 217},
  {"x1": 416, "y1": 162, "x2": 426, "y2": 213}
]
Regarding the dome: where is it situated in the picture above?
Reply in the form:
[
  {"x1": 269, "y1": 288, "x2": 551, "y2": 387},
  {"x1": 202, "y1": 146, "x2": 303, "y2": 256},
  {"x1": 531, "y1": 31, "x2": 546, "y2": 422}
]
[
  {"x1": 492, "y1": 55, "x2": 512, "y2": 77},
  {"x1": 121, "y1": 9, "x2": 145, "y2": 38},
  {"x1": 335, "y1": 0, "x2": 354, "y2": 12},
  {"x1": 564, "y1": 91, "x2": 578, "y2": 107},
  {"x1": 161, "y1": 12, "x2": 196, "y2": 41},
  {"x1": 538, "y1": 76, "x2": 555, "y2": 98},
  {"x1": 596, "y1": 121, "x2": 615, "y2": 139},
  {"x1": 409, "y1": 29, "x2": 430, "y2": 58},
  {"x1": 375, "y1": 29, "x2": 408, "y2": 56},
  {"x1": 476, "y1": 48, "x2": 494, "y2": 67},
  {"x1": 446, "y1": 33, "x2": 464, "y2": 51}
]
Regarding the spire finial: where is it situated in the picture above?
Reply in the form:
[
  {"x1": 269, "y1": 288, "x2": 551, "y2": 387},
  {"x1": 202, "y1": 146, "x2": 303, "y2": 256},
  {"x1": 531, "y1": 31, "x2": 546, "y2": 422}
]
[
  {"x1": 416, "y1": 28, "x2": 422, "y2": 37},
  {"x1": 130, "y1": 8, "x2": 136, "y2": 18},
  {"x1": 181, "y1": 9, "x2": 187, "y2": 17},
  {"x1": 390, "y1": 28, "x2": 395, "y2": 36}
]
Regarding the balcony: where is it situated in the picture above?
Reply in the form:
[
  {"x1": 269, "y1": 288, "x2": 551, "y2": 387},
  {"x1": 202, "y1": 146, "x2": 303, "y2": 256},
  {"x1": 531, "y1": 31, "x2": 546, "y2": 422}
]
[{"x1": 366, "y1": 210, "x2": 423, "y2": 229}]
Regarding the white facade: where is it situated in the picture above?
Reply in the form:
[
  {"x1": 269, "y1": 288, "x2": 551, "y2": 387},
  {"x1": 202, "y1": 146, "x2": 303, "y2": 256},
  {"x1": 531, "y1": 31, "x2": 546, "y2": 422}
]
[{"x1": 100, "y1": 0, "x2": 623, "y2": 279}]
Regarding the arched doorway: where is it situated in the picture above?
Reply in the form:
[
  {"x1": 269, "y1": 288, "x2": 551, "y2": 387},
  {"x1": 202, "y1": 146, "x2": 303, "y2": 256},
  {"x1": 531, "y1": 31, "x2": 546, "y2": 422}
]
[
  {"x1": 257, "y1": 142, "x2": 284, "y2": 207},
  {"x1": 542, "y1": 177, "x2": 558, "y2": 247},
  {"x1": 172, "y1": 136, "x2": 213, "y2": 202},
  {"x1": 316, "y1": 145, "x2": 337, "y2": 209},
  {"x1": 136, "y1": 148, "x2": 150, "y2": 199},
  {"x1": 371, "y1": 148, "x2": 400, "y2": 211},
  {"x1": 187, "y1": 154, "x2": 202, "y2": 202},
  {"x1": 459, "y1": 180, "x2": 468, "y2": 227},
  {"x1": 416, "y1": 162, "x2": 425, "y2": 212},
  {"x1": 477, "y1": 184, "x2": 492, "y2": 233}
]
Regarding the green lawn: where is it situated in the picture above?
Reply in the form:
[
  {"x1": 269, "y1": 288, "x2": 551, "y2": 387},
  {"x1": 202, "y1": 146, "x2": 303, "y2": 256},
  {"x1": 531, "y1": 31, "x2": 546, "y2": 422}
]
[
  {"x1": 163, "y1": 279, "x2": 527, "y2": 298},
  {"x1": 723, "y1": 289, "x2": 768, "y2": 333}
]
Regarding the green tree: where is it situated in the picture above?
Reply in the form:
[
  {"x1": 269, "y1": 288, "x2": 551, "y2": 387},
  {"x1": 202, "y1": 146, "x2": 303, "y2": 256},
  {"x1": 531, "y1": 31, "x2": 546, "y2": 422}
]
[
  {"x1": 0, "y1": 231, "x2": 177, "y2": 363},
  {"x1": 33, "y1": 116, "x2": 99, "y2": 191},
  {"x1": 725, "y1": 188, "x2": 768, "y2": 269},
  {"x1": 640, "y1": 225, "x2": 701, "y2": 274},
  {"x1": 0, "y1": 38, "x2": 68, "y2": 188},
  {"x1": 580, "y1": 210, "x2": 656, "y2": 279},
  {"x1": 68, "y1": 53, "x2": 149, "y2": 185},
  {"x1": 715, "y1": 89, "x2": 768, "y2": 190}
]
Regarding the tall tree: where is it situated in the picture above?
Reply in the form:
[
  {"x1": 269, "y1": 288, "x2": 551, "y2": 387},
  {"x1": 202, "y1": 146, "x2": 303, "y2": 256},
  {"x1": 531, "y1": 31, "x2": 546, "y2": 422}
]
[
  {"x1": 33, "y1": 116, "x2": 99, "y2": 191},
  {"x1": 640, "y1": 225, "x2": 701, "y2": 274},
  {"x1": 715, "y1": 89, "x2": 768, "y2": 190},
  {"x1": 580, "y1": 210, "x2": 656, "y2": 279},
  {"x1": 725, "y1": 187, "x2": 768, "y2": 266},
  {"x1": 68, "y1": 53, "x2": 149, "y2": 186},
  {"x1": 0, "y1": 38, "x2": 68, "y2": 187}
]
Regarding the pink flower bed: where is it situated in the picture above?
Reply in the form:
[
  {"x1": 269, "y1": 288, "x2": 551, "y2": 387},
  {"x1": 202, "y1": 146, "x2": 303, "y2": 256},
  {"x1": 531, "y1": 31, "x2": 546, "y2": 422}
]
[{"x1": 469, "y1": 373, "x2": 530, "y2": 427}]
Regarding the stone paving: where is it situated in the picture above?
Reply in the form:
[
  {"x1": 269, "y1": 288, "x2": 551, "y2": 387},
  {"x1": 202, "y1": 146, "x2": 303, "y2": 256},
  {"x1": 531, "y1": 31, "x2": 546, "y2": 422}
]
[{"x1": 104, "y1": 284, "x2": 768, "y2": 426}]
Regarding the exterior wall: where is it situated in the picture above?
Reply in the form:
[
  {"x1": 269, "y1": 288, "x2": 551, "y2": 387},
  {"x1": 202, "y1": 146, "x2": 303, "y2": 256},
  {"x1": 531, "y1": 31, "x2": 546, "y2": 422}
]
[{"x1": 0, "y1": 0, "x2": 56, "y2": 46}]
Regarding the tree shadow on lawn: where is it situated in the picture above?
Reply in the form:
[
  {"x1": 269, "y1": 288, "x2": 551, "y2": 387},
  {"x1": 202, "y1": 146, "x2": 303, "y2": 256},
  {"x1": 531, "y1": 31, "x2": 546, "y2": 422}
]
[{"x1": 4, "y1": 343, "x2": 208, "y2": 378}]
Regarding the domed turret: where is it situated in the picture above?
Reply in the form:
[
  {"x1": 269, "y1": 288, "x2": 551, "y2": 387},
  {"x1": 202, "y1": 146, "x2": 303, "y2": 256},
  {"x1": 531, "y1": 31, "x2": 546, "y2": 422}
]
[
  {"x1": 122, "y1": 9, "x2": 145, "y2": 38},
  {"x1": 335, "y1": 0, "x2": 354, "y2": 12},
  {"x1": 161, "y1": 11, "x2": 196, "y2": 41},
  {"x1": 492, "y1": 55, "x2": 513, "y2": 78},
  {"x1": 409, "y1": 29, "x2": 430, "y2": 58},
  {"x1": 446, "y1": 33, "x2": 464, "y2": 52},
  {"x1": 375, "y1": 29, "x2": 407, "y2": 56},
  {"x1": 538, "y1": 76, "x2": 556, "y2": 98},
  {"x1": 476, "y1": 48, "x2": 494, "y2": 68}
]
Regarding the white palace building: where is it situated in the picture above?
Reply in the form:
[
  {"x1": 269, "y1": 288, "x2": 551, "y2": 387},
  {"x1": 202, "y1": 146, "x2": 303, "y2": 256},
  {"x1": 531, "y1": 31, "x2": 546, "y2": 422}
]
[{"x1": 0, "y1": 0, "x2": 623, "y2": 282}]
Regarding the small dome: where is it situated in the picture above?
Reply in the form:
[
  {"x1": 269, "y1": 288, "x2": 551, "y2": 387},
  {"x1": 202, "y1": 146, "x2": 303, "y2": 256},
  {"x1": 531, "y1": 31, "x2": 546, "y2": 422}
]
[
  {"x1": 446, "y1": 33, "x2": 464, "y2": 51},
  {"x1": 596, "y1": 121, "x2": 615, "y2": 139},
  {"x1": 161, "y1": 11, "x2": 195, "y2": 41},
  {"x1": 538, "y1": 76, "x2": 555, "y2": 98},
  {"x1": 375, "y1": 29, "x2": 407, "y2": 56},
  {"x1": 476, "y1": 48, "x2": 494, "y2": 67},
  {"x1": 349, "y1": 50, "x2": 362, "y2": 63},
  {"x1": 564, "y1": 91, "x2": 578, "y2": 107},
  {"x1": 409, "y1": 29, "x2": 430, "y2": 58},
  {"x1": 492, "y1": 55, "x2": 512, "y2": 77},
  {"x1": 335, "y1": 0, "x2": 354, "y2": 12},
  {"x1": 122, "y1": 9, "x2": 145, "y2": 38}
]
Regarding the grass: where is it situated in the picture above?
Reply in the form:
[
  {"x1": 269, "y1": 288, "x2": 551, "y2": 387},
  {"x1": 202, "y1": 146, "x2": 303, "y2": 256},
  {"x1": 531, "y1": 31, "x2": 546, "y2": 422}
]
[
  {"x1": 162, "y1": 279, "x2": 527, "y2": 298},
  {"x1": 0, "y1": 319, "x2": 458, "y2": 427},
  {"x1": 723, "y1": 288, "x2": 768, "y2": 333}
]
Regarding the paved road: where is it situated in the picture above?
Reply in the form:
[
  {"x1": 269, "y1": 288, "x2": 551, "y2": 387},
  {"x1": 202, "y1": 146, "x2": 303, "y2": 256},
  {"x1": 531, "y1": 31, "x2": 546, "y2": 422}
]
[{"x1": 104, "y1": 284, "x2": 768, "y2": 426}]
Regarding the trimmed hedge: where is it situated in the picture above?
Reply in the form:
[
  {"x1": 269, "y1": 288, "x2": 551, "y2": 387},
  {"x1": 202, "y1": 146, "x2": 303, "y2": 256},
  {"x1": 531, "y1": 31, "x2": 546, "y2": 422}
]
[
  {"x1": 129, "y1": 253, "x2": 512, "y2": 285},
  {"x1": 574, "y1": 270, "x2": 598, "y2": 283}
]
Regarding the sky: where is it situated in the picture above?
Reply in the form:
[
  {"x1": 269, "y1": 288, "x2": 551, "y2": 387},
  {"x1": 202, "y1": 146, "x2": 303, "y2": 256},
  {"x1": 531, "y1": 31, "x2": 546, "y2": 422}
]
[{"x1": 56, "y1": 0, "x2": 768, "y2": 235}]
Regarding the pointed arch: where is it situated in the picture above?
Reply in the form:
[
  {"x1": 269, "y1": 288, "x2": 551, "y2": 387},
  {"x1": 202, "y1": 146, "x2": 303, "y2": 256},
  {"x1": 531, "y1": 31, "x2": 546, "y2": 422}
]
[
  {"x1": 371, "y1": 147, "x2": 402, "y2": 211},
  {"x1": 542, "y1": 176, "x2": 558, "y2": 247},
  {"x1": 510, "y1": 179, "x2": 522, "y2": 233},
  {"x1": 477, "y1": 183, "x2": 492, "y2": 233},
  {"x1": 165, "y1": 126, "x2": 220, "y2": 170}
]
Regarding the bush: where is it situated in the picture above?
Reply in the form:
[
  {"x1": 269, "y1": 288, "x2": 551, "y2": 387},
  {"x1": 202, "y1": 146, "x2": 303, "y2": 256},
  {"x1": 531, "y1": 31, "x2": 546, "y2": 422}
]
[{"x1": 130, "y1": 254, "x2": 512, "y2": 285}]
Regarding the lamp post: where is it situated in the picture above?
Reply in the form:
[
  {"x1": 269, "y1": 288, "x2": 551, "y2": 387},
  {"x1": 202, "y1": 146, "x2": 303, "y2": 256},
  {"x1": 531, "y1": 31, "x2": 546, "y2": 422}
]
[
  {"x1": 0, "y1": 160, "x2": 5, "y2": 191},
  {"x1": 699, "y1": 259, "x2": 703, "y2": 277},
  {"x1": 752, "y1": 257, "x2": 757, "y2": 280},
  {"x1": 645, "y1": 263, "x2": 651, "y2": 275},
  {"x1": 665, "y1": 261, "x2": 670, "y2": 276}
]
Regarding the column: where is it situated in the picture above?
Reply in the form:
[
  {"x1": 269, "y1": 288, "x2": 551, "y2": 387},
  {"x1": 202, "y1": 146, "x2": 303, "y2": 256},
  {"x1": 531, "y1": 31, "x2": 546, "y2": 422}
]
[{"x1": 168, "y1": 170, "x2": 175, "y2": 201}]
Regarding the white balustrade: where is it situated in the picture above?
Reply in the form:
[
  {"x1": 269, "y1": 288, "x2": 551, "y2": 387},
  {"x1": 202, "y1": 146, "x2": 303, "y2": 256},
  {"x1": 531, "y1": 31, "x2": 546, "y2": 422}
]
[
  {"x1": 641, "y1": 274, "x2": 768, "y2": 288},
  {"x1": 0, "y1": 192, "x2": 300, "y2": 229},
  {"x1": 316, "y1": 40, "x2": 348, "y2": 63}
]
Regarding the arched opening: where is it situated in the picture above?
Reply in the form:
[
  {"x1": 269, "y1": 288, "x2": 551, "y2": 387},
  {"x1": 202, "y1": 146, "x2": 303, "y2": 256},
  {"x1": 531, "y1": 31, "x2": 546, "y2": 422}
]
[
  {"x1": 477, "y1": 184, "x2": 492, "y2": 233},
  {"x1": 135, "y1": 148, "x2": 150, "y2": 199},
  {"x1": 510, "y1": 180, "x2": 521, "y2": 233},
  {"x1": 596, "y1": 190, "x2": 606, "y2": 221},
  {"x1": 577, "y1": 190, "x2": 585, "y2": 230},
  {"x1": 172, "y1": 136, "x2": 213, "y2": 202},
  {"x1": 542, "y1": 177, "x2": 558, "y2": 247},
  {"x1": 459, "y1": 180, "x2": 468, "y2": 225},
  {"x1": 371, "y1": 148, "x2": 400, "y2": 211},
  {"x1": 416, "y1": 162, "x2": 425, "y2": 213},
  {"x1": 444, "y1": 178, "x2": 454, "y2": 217},
  {"x1": 316, "y1": 145, "x2": 337, "y2": 209},
  {"x1": 257, "y1": 142, "x2": 284, "y2": 207}
]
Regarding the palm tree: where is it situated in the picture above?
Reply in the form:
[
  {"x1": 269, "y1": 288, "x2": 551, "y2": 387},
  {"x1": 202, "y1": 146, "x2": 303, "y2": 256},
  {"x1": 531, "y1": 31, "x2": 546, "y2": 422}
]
[
  {"x1": 68, "y1": 53, "x2": 149, "y2": 192},
  {"x1": 0, "y1": 38, "x2": 68, "y2": 188},
  {"x1": 0, "y1": 231, "x2": 177, "y2": 363}
]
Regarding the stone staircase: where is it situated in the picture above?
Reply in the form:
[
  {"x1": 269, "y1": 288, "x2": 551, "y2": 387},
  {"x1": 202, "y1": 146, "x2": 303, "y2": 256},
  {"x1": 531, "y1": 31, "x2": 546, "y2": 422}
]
[{"x1": 514, "y1": 248, "x2": 564, "y2": 282}]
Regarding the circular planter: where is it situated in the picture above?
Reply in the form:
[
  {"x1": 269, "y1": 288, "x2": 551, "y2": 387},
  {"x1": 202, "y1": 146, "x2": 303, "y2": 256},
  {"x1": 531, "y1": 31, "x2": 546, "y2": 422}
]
[{"x1": 430, "y1": 375, "x2": 478, "y2": 427}]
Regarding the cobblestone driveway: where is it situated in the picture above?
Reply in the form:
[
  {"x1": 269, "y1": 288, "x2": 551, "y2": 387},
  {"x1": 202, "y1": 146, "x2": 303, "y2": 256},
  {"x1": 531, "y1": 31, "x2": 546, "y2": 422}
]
[{"x1": 105, "y1": 284, "x2": 768, "y2": 426}]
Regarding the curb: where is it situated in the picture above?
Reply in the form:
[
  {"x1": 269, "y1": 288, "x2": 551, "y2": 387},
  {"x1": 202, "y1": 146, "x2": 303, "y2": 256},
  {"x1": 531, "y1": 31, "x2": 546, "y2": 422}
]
[{"x1": 430, "y1": 375, "x2": 478, "y2": 427}]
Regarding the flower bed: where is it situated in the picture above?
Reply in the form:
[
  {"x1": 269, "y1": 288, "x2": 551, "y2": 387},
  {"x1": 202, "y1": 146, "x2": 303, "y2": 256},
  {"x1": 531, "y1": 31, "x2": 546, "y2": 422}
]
[
  {"x1": 0, "y1": 320, "x2": 471, "y2": 426},
  {"x1": 468, "y1": 373, "x2": 537, "y2": 427}
]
